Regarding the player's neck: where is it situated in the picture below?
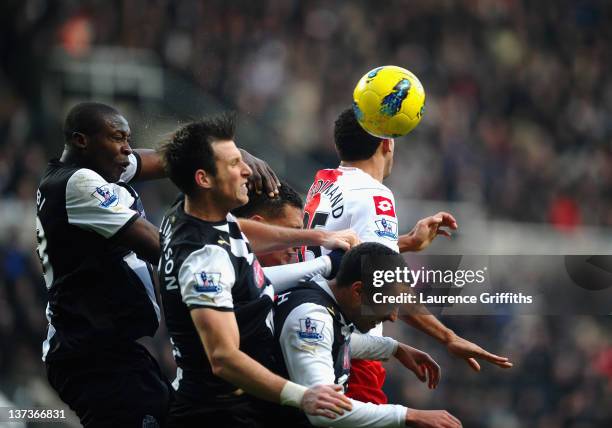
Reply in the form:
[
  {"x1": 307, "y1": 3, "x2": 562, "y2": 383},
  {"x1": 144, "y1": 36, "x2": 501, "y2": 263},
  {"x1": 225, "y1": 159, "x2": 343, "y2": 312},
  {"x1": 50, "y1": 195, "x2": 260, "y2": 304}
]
[
  {"x1": 60, "y1": 148, "x2": 85, "y2": 167},
  {"x1": 340, "y1": 159, "x2": 384, "y2": 183},
  {"x1": 184, "y1": 194, "x2": 228, "y2": 223}
]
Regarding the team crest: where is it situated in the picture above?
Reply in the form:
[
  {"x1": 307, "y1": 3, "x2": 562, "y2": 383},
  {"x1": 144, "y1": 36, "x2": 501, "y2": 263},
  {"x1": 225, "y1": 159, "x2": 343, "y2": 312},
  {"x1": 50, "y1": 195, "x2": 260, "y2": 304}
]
[
  {"x1": 298, "y1": 317, "x2": 324, "y2": 343},
  {"x1": 92, "y1": 185, "x2": 118, "y2": 208},
  {"x1": 194, "y1": 271, "x2": 221, "y2": 294},
  {"x1": 374, "y1": 218, "x2": 398, "y2": 240},
  {"x1": 141, "y1": 415, "x2": 159, "y2": 428}
]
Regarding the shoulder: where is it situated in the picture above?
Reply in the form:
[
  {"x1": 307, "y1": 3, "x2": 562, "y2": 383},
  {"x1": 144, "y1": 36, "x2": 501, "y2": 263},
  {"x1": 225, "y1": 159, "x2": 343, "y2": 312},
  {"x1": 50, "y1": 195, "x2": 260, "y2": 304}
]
[
  {"x1": 280, "y1": 301, "x2": 334, "y2": 344},
  {"x1": 65, "y1": 168, "x2": 110, "y2": 195}
]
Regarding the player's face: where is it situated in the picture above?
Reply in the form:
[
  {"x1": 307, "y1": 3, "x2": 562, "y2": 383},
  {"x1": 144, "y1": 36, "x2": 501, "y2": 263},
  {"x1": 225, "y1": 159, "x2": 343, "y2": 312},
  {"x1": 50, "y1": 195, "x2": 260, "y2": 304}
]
[
  {"x1": 344, "y1": 282, "x2": 400, "y2": 332},
  {"x1": 353, "y1": 306, "x2": 399, "y2": 334},
  {"x1": 211, "y1": 140, "x2": 252, "y2": 210},
  {"x1": 256, "y1": 205, "x2": 304, "y2": 266},
  {"x1": 86, "y1": 114, "x2": 132, "y2": 182},
  {"x1": 382, "y1": 138, "x2": 395, "y2": 179}
]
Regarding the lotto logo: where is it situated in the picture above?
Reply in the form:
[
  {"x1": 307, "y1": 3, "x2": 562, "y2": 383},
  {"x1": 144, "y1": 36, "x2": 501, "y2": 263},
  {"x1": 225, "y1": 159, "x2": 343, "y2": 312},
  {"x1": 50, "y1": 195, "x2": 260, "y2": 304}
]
[{"x1": 373, "y1": 196, "x2": 396, "y2": 217}]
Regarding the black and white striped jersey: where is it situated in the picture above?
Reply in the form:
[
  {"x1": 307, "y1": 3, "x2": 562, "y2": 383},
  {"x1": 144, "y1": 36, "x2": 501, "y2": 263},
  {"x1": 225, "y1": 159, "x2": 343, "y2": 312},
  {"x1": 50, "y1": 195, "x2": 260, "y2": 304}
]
[
  {"x1": 159, "y1": 198, "x2": 275, "y2": 400},
  {"x1": 36, "y1": 153, "x2": 160, "y2": 362}
]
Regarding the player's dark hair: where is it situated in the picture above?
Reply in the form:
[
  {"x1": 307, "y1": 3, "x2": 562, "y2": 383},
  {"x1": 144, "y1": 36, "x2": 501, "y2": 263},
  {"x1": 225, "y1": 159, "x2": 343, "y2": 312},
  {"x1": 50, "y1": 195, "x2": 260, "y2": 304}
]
[
  {"x1": 334, "y1": 108, "x2": 383, "y2": 161},
  {"x1": 160, "y1": 112, "x2": 236, "y2": 196},
  {"x1": 232, "y1": 180, "x2": 303, "y2": 219},
  {"x1": 64, "y1": 102, "x2": 120, "y2": 141},
  {"x1": 335, "y1": 242, "x2": 406, "y2": 293}
]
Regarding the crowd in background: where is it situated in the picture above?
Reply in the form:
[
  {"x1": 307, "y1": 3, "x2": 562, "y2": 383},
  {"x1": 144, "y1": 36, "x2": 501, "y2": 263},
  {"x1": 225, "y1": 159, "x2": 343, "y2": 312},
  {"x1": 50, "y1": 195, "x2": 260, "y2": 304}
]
[{"x1": 1, "y1": 0, "x2": 612, "y2": 426}]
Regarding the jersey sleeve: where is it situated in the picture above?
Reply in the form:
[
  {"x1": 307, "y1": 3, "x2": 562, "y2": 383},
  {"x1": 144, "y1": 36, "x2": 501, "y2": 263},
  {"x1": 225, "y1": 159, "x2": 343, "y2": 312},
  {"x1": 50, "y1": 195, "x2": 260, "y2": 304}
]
[
  {"x1": 65, "y1": 168, "x2": 139, "y2": 238},
  {"x1": 177, "y1": 245, "x2": 235, "y2": 310},
  {"x1": 263, "y1": 256, "x2": 331, "y2": 293},
  {"x1": 345, "y1": 190, "x2": 400, "y2": 253},
  {"x1": 119, "y1": 152, "x2": 141, "y2": 183},
  {"x1": 350, "y1": 333, "x2": 398, "y2": 360},
  {"x1": 279, "y1": 304, "x2": 407, "y2": 428}
]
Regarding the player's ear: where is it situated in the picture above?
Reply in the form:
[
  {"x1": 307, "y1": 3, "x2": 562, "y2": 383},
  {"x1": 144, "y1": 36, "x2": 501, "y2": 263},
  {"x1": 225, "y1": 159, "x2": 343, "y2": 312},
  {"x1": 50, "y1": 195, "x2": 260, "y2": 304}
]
[
  {"x1": 71, "y1": 132, "x2": 88, "y2": 150},
  {"x1": 194, "y1": 169, "x2": 213, "y2": 189},
  {"x1": 382, "y1": 138, "x2": 394, "y2": 154},
  {"x1": 249, "y1": 214, "x2": 265, "y2": 223},
  {"x1": 351, "y1": 281, "x2": 364, "y2": 299}
]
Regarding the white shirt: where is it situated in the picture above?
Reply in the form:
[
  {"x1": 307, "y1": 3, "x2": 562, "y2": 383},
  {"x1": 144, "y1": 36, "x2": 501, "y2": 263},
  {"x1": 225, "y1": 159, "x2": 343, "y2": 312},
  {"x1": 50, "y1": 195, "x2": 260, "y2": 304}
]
[
  {"x1": 278, "y1": 278, "x2": 407, "y2": 428},
  {"x1": 302, "y1": 166, "x2": 400, "y2": 336}
]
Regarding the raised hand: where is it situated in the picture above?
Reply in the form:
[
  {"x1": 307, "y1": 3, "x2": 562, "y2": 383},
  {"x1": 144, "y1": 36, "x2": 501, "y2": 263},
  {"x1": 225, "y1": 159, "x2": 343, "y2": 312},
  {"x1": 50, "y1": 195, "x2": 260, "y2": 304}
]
[
  {"x1": 394, "y1": 343, "x2": 441, "y2": 389},
  {"x1": 446, "y1": 335, "x2": 513, "y2": 371},
  {"x1": 321, "y1": 229, "x2": 361, "y2": 251},
  {"x1": 240, "y1": 149, "x2": 280, "y2": 197},
  {"x1": 408, "y1": 211, "x2": 458, "y2": 252}
]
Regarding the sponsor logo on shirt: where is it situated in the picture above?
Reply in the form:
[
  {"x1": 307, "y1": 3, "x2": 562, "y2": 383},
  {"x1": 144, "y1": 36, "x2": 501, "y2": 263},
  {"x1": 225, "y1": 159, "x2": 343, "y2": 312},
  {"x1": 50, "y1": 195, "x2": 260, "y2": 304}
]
[
  {"x1": 373, "y1": 195, "x2": 396, "y2": 217},
  {"x1": 374, "y1": 218, "x2": 398, "y2": 240},
  {"x1": 92, "y1": 185, "x2": 118, "y2": 208},
  {"x1": 298, "y1": 317, "x2": 324, "y2": 343},
  {"x1": 194, "y1": 271, "x2": 221, "y2": 294},
  {"x1": 252, "y1": 259, "x2": 266, "y2": 288}
]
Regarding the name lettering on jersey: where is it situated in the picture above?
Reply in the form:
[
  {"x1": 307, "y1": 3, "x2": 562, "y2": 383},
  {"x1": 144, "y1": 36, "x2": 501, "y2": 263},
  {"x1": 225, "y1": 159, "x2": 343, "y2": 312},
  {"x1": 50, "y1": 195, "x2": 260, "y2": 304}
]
[
  {"x1": 374, "y1": 218, "x2": 399, "y2": 240},
  {"x1": 276, "y1": 291, "x2": 291, "y2": 305},
  {"x1": 36, "y1": 189, "x2": 46, "y2": 212},
  {"x1": 194, "y1": 271, "x2": 221, "y2": 294},
  {"x1": 307, "y1": 179, "x2": 344, "y2": 218},
  {"x1": 160, "y1": 218, "x2": 178, "y2": 290},
  {"x1": 298, "y1": 317, "x2": 325, "y2": 343},
  {"x1": 373, "y1": 195, "x2": 396, "y2": 217},
  {"x1": 92, "y1": 185, "x2": 118, "y2": 208}
]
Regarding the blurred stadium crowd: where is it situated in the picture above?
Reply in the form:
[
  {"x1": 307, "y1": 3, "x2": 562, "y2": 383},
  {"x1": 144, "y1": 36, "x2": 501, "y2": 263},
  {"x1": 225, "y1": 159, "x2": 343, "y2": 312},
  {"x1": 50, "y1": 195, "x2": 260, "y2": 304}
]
[{"x1": 1, "y1": 0, "x2": 611, "y2": 426}]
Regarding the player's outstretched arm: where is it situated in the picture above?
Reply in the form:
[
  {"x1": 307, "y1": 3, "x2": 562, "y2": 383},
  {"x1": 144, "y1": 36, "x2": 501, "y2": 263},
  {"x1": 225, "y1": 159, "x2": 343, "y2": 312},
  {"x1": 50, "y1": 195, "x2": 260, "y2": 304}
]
[
  {"x1": 238, "y1": 219, "x2": 360, "y2": 253},
  {"x1": 399, "y1": 314, "x2": 513, "y2": 371},
  {"x1": 398, "y1": 212, "x2": 458, "y2": 252},
  {"x1": 349, "y1": 333, "x2": 440, "y2": 390},
  {"x1": 190, "y1": 307, "x2": 352, "y2": 417},
  {"x1": 405, "y1": 409, "x2": 463, "y2": 428}
]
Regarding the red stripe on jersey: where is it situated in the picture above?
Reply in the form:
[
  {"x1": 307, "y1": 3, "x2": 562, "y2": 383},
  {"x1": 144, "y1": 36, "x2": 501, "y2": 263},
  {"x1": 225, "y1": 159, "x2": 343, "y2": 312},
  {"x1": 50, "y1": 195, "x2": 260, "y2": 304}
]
[
  {"x1": 304, "y1": 169, "x2": 343, "y2": 228},
  {"x1": 300, "y1": 169, "x2": 343, "y2": 260}
]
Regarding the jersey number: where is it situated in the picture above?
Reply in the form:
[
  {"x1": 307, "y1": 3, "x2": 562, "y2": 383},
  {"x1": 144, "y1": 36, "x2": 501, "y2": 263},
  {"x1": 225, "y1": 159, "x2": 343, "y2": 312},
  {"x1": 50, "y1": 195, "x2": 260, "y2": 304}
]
[{"x1": 301, "y1": 211, "x2": 329, "y2": 259}]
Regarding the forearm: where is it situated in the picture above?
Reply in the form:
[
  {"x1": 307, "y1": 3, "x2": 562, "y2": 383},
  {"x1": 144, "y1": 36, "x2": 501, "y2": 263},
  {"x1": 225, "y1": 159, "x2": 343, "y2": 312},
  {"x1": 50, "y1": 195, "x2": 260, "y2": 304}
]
[
  {"x1": 350, "y1": 333, "x2": 398, "y2": 361},
  {"x1": 399, "y1": 313, "x2": 456, "y2": 344},
  {"x1": 308, "y1": 399, "x2": 407, "y2": 428},
  {"x1": 133, "y1": 149, "x2": 166, "y2": 180},
  {"x1": 238, "y1": 219, "x2": 327, "y2": 253},
  {"x1": 398, "y1": 231, "x2": 420, "y2": 253},
  {"x1": 264, "y1": 257, "x2": 331, "y2": 293},
  {"x1": 210, "y1": 345, "x2": 288, "y2": 403}
]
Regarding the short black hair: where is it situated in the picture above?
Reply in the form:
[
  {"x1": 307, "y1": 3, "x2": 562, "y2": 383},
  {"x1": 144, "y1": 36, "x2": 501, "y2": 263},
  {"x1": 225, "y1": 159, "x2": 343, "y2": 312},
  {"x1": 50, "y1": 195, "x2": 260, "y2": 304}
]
[
  {"x1": 232, "y1": 180, "x2": 303, "y2": 219},
  {"x1": 334, "y1": 107, "x2": 383, "y2": 161},
  {"x1": 160, "y1": 112, "x2": 236, "y2": 196},
  {"x1": 64, "y1": 102, "x2": 121, "y2": 141},
  {"x1": 335, "y1": 242, "x2": 406, "y2": 295}
]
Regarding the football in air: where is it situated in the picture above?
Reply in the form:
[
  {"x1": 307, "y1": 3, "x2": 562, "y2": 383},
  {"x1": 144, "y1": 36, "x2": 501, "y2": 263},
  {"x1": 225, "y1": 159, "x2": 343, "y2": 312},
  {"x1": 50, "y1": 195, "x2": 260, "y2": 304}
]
[{"x1": 353, "y1": 65, "x2": 426, "y2": 138}]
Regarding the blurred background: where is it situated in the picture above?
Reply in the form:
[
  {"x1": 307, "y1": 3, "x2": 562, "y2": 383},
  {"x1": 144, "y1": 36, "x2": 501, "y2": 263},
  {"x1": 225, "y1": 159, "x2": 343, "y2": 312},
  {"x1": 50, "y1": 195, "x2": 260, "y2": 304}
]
[{"x1": 1, "y1": 0, "x2": 611, "y2": 426}]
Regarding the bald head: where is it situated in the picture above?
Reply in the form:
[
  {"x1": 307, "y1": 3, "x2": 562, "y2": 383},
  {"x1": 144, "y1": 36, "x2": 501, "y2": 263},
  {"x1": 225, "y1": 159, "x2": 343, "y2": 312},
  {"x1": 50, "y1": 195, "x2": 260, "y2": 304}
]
[{"x1": 64, "y1": 102, "x2": 121, "y2": 143}]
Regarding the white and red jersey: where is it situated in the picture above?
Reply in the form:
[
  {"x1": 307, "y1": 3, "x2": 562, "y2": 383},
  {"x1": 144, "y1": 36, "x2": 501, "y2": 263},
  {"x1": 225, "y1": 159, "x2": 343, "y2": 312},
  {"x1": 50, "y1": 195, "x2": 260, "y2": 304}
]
[
  {"x1": 301, "y1": 166, "x2": 400, "y2": 262},
  {"x1": 301, "y1": 166, "x2": 400, "y2": 403}
]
